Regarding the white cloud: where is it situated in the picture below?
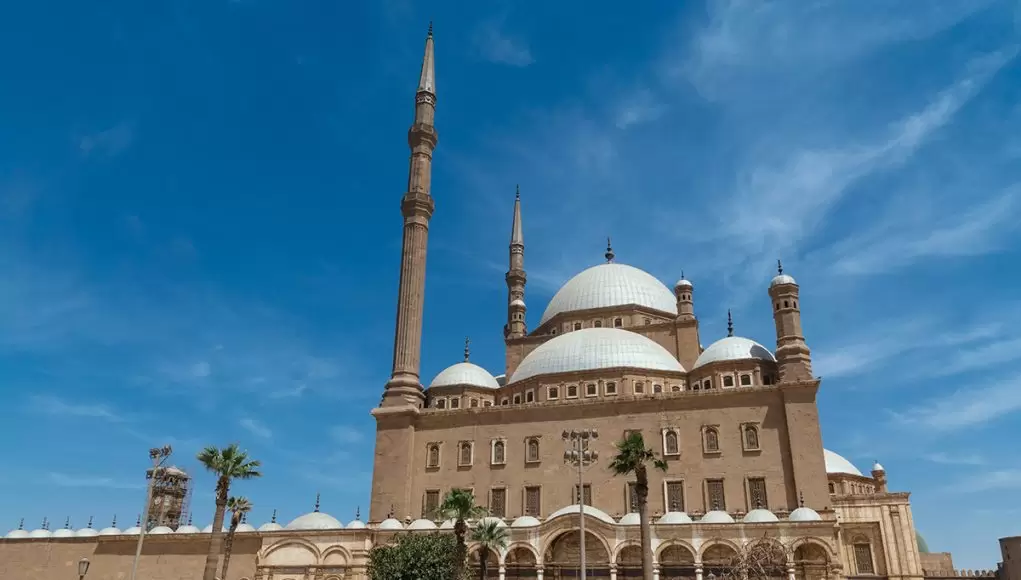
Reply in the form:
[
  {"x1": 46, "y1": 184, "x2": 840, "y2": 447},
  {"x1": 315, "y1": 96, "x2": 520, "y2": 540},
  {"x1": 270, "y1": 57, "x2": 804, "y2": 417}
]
[
  {"x1": 889, "y1": 376, "x2": 1021, "y2": 431},
  {"x1": 949, "y1": 468, "x2": 1021, "y2": 493},
  {"x1": 28, "y1": 395, "x2": 125, "y2": 423},
  {"x1": 78, "y1": 121, "x2": 136, "y2": 158},
  {"x1": 46, "y1": 472, "x2": 142, "y2": 490},
  {"x1": 473, "y1": 17, "x2": 533, "y2": 67},
  {"x1": 923, "y1": 452, "x2": 986, "y2": 466},
  {"x1": 239, "y1": 417, "x2": 273, "y2": 440},
  {"x1": 614, "y1": 90, "x2": 667, "y2": 130}
]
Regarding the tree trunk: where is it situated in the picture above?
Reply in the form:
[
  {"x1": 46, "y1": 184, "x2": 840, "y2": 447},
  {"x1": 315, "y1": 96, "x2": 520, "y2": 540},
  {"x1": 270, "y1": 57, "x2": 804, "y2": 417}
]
[
  {"x1": 221, "y1": 522, "x2": 239, "y2": 580},
  {"x1": 479, "y1": 546, "x2": 489, "y2": 580},
  {"x1": 454, "y1": 519, "x2": 467, "y2": 580},
  {"x1": 637, "y1": 466, "x2": 654, "y2": 580},
  {"x1": 202, "y1": 480, "x2": 229, "y2": 580}
]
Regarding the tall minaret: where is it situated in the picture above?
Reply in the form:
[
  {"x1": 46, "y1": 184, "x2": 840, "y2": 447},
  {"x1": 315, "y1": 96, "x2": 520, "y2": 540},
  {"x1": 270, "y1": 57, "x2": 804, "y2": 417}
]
[
  {"x1": 769, "y1": 260, "x2": 813, "y2": 382},
  {"x1": 382, "y1": 24, "x2": 438, "y2": 407},
  {"x1": 505, "y1": 185, "x2": 527, "y2": 339}
]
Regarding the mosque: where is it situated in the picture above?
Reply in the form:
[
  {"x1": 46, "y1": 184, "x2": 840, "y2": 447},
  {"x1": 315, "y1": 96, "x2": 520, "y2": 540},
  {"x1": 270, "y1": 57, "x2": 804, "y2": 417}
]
[{"x1": 0, "y1": 26, "x2": 997, "y2": 580}]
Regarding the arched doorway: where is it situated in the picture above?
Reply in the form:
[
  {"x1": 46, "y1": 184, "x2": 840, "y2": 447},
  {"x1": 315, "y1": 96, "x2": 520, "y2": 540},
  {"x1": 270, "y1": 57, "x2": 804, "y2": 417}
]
[
  {"x1": 701, "y1": 543, "x2": 739, "y2": 578},
  {"x1": 659, "y1": 544, "x2": 697, "y2": 580},
  {"x1": 506, "y1": 545, "x2": 539, "y2": 579},
  {"x1": 616, "y1": 545, "x2": 643, "y2": 578},
  {"x1": 469, "y1": 546, "x2": 501, "y2": 579},
  {"x1": 793, "y1": 542, "x2": 829, "y2": 580},
  {"x1": 742, "y1": 539, "x2": 788, "y2": 580},
  {"x1": 544, "y1": 530, "x2": 611, "y2": 578}
]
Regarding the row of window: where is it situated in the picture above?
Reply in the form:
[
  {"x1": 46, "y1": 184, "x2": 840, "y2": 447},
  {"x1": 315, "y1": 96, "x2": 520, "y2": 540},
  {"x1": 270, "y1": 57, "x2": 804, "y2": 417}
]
[
  {"x1": 424, "y1": 424, "x2": 762, "y2": 470},
  {"x1": 421, "y1": 477, "x2": 770, "y2": 520},
  {"x1": 548, "y1": 316, "x2": 661, "y2": 336}
]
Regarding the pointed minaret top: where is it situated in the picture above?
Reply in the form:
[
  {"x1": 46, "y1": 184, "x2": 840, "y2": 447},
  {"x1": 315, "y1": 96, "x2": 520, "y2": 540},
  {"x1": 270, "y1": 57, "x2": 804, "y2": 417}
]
[
  {"x1": 270, "y1": 509, "x2": 277, "y2": 523},
  {"x1": 727, "y1": 309, "x2": 734, "y2": 337},
  {"x1": 605, "y1": 238, "x2": 615, "y2": 263},
  {"x1": 510, "y1": 186, "x2": 524, "y2": 246},
  {"x1": 777, "y1": 259, "x2": 783, "y2": 275},
  {"x1": 417, "y1": 23, "x2": 436, "y2": 96},
  {"x1": 63, "y1": 517, "x2": 70, "y2": 529},
  {"x1": 463, "y1": 336, "x2": 471, "y2": 362},
  {"x1": 799, "y1": 491, "x2": 805, "y2": 507},
  {"x1": 314, "y1": 492, "x2": 321, "y2": 513},
  {"x1": 111, "y1": 515, "x2": 117, "y2": 527}
]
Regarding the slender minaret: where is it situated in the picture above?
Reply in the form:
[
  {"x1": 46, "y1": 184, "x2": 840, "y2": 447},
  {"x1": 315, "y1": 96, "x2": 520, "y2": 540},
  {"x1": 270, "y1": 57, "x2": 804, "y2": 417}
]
[
  {"x1": 505, "y1": 185, "x2": 527, "y2": 339},
  {"x1": 769, "y1": 260, "x2": 813, "y2": 382},
  {"x1": 382, "y1": 23, "x2": 438, "y2": 407},
  {"x1": 673, "y1": 271, "x2": 694, "y2": 321}
]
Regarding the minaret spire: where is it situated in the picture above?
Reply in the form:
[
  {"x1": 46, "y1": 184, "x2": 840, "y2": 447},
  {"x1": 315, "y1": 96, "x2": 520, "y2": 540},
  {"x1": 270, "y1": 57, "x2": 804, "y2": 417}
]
[
  {"x1": 463, "y1": 337, "x2": 471, "y2": 361},
  {"x1": 727, "y1": 309, "x2": 734, "y2": 337},
  {"x1": 505, "y1": 185, "x2": 527, "y2": 339},
  {"x1": 380, "y1": 23, "x2": 440, "y2": 406},
  {"x1": 605, "y1": 237, "x2": 615, "y2": 263}
]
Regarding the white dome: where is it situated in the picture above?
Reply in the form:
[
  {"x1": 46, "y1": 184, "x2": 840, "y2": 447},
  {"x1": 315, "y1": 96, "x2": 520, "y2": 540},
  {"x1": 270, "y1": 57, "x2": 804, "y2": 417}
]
[
  {"x1": 286, "y1": 512, "x2": 342, "y2": 530},
  {"x1": 235, "y1": 523, "x2": 256, "y2": 533},
  {"x1": 674, "y1": 278, "x2": 692, "y2": 290},
  {"x1": 547, "y1": 504, "x2": 616, "y2": 525},
  {"x1": 510, "y1": 328, "x2": 685, "y2": 383},
  {"x1": 75, "y1": 527, "x2": 99, "y2": 537},
  {"x1": 700, "y1": 510, "x2": 734, "y2": 524},
  {"x1": 407, "y1": 519, "x2": 437, "y2": 530},
  {"x1": 98, "y1": 526, "x2": 122, "y2": 536},
  {"x1": 346, "y1": 519, "x2": 367, "y2": 530},
  {"x1": 6, "y1": 529, "x2": 29, "y2": 539},
  {"x1": 29, "y1": 529, "x2": 53, "y2": 538},
  {"x1": 657, "y1": 511, "x2": 693, "y2": 524},
  {"x1": 149, "y1": 526, "x2": 174, "y2": 535},
  {"x1": 52, "y1": 527, "x2": 75, "y2": 538},
  {"x1": 429, "y1": 362, "x2": 500, "y2": 389},
  {"x1": 872, "y1": 461, "x2": 885, "y2": 472},
  {"x1": 440, "y1": 518, "x2": 456, "y2": 529},
  {"x1": 693, "y1": 336, "x2": 775, "y2": 369},
  {"x1": 788, "y1": 507, "x2": 822, "y2": 522},
  {"x1": 511, "y1": 298, "x2": 526, "y2": 308},
  {"x1": 476, "y1": 516, "x2": 507, "y2": 528},
  {"x1": 378, "y1": 518, "x2": 404, "y2": 530},
  {"x1": 201, "y1": 524, "x2": 227, "y2": 533},
  {"x1": 540, "y1": 263, "x2": 677, "y2": 324},
  {"x1": 742, "y1": 509, "x2": 779, "y2": 523},
  {"x1": 824, "y1": 449, "x2": 863, "y2": 476},
  {"x1": 511, "y1": 516, "x2": 541, "y2": 528},
  {"x1": 177, "y1": 524, "x2": 202, "y2": 534},
  {"x1": 123, "y1": 525, "x2": 142, "y2": 535},
  {"x1": 771, "y1": 274, "x2": 797, "y2": 287},
  {"x1": 618, "y1": 513, "x2": 640, "y2": 526}
]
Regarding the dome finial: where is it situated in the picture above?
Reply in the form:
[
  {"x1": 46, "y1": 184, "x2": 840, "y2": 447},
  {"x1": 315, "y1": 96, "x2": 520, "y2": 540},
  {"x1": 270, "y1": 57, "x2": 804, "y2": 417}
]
[
  {"x1": 111, "y1": 515, "x2": 117, "y2": 527},
  {"x1": 188, "y1": 513, "x2": 193, "y2": 525},
  {"x1": 799, "y1": 491, "x2": 805, "y2": 507},
  {"x1": 681, "y1": 269, "x2": 685, "y2": 279},
  {"x1": 314, "y1": 492, "x2": 321, "y2": 513},
  {"x1": 63, "y1": 517, "x2": 70, "y2": 529},
  {"x1": 777, "y1": 259, "x2": 783, "y2": 275},
  {"x1": 17, "y1": 518, "x2": 23, "y2": 530},
  {"x1": 388, "y1": 504, "x2": 395, "y2": 519},
  {"x1": 427, "y1": 20, "x2": 433, "y2": 38},
  {"x1": 727, "y1": 309, "x2": 734, "y2": 337},
  {"x1": 135, "y1": 515, "x2": 141, "y2": 526},
  {"x1": 270, "y1": 509, "x2": 276, "y2": 523},
  {"x1": 41, "y1": 517, "x2": 48, "y2": 530},
  {"x1": 515, "y1": 184, "x2": 520, "y2": 200},
  {"x1": 605, "y1": 237, "x2": 615, "y2": 263},
  {"x1": 755, "y1": 499, "x2": 762, "y2": 510},
  {"x1": 356, "y1": 506, "x2": 361, "y2": 520},
  {"x1": 464, "y1": 336, "x2": 471, "y2": 362},
  {"x1": 87, "y1": 516, "x2": 93, "y2": 529}
]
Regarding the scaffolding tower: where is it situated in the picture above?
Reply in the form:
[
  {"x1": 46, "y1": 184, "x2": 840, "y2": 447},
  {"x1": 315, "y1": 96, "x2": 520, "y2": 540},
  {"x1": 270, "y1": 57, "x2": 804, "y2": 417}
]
[{"x1": 145, "y1": 465, "x2": 191, "y2": 530}]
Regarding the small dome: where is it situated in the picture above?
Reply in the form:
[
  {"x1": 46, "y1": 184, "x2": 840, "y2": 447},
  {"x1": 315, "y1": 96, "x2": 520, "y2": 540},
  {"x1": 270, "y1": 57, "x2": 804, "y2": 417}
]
[
  {"x1": 511, "y1": 298, "x2": 526, "y2": 308},
  {"x1": 29, "y1": 529, "x2": 53, "y2": 538},
  {"x1": 52, "y1": 527, "x2": 75, "y2": 538},
  {"x1": 6, "y1": 529, "x2": 29, "y2": 539},
  {"x1": 201, "y1": 524, "x2": 227, "y2": 533},
  {"x1": 148, "y1": 526, "x2": 174, "y2": 535},
  {"x1": 286, "y1": 512, "x2": 342, "y2": 530},
  {"x1": 824, "y1": 449, "x2": 863, "y2": 476},
  {"x1": 407, "y1": 519, "x2": 437, "y2": 530},
  {"x1": 916, "y1": 531, "x2": 930, "y2": 554},
  {"x1": 378, "y1": 518, "x2": 404, "y2": 530},
  {"x1": 771, "y1": 274, "x2": 797, "y2": 288},
  {"x1": 510, "y1": 328, "x2": 685, "y2": 383},
  {"x1": 346, "y1": 519, "x2": 367, "y2": 530},
  {"x1": 177, "y1": 524, "x2": 202, "y2": 534},
  {"x1": 235, "y1": 523, "x2": 256, "y2": 533},
  {"x1": 872, "y1": 461, "x2": 885, "y2": 472},
  {"x1": 123, "y1": 525, "x2": 142, "y2": 535},
  {"x1": 541, "y1": 263, "x2": 677, "y2": 324},
  {"x1": 75, "y1": 527, "x2": 99, "y2": 537},
  {"x1": 429, "y1": 362, "x2": 500, "y2": 389},
  {"x1": 98, "y1": 526, "x2": 122, "y2": 536},
  {"x1": 618, "y1": 513, "x2": 640, "y2": 526},
  {"x1": 700, "y1": 510, "x2": 734, "y2": 524},
  {"x1": 693, "y1": 336, "x2": 775, "y2": 369},
  {"x1": 674, "y1": 278, "x2": 692, "y2": 290},
  {"x1": 742, "y1": 509, "x2": 779, "y2": 523},
  {"x1": 657, "y1": 511, "x2": 693, "y2": 524},
  {"x1": 547, "y1": 504, "x2": 616, "y2": 525},
  {"x1": 788, "y1": 507, "x2": 822, "y2": 522},
  {"x1": 440, "y1": 519, "x2": 456, "y2": 529},
  {"x1": 511, "y1": 516, "x2": 541, "y2": 528},
  {"x1": 476, "y1": 516, "x2": 507, "y2": 528}
]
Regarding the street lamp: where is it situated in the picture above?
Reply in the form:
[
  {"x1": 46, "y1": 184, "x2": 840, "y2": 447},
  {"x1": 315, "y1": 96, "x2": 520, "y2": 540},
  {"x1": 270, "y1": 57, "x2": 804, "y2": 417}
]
[
  {"x1": 78, "y1": 558, "x2": 90, "y2": 579},
  {"x1": 130, "y1": 445, "x2": 173, "y2": 580},
  {"x1": 563, "y1": 428, "x2": 598, "y2": 580}
]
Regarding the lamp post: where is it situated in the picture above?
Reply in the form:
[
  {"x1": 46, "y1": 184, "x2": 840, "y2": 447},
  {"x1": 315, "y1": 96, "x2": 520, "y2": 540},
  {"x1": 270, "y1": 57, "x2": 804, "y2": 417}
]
[
  {"x1": 563, "y1": 428, "x2": 598, "y2": 580},
  {"x1": 129, "y1": 445, "x2": 172, "y2": 580},
  {"x1": 78, "y1": 557, "x2": 90, "y2": 579}
]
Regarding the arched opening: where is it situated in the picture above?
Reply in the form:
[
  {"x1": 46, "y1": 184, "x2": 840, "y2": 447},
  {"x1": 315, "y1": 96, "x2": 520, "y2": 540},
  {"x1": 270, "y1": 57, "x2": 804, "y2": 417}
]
[
  {"x1": 701, "y1": 544, "x2": 739, "y2": 578},
  {"x1": 616, "y1": 545, "x2": 643, "y2": 578},
  {"x1": 469, "y1": 546, "x2": 501, "y2": 579},
  {"x1": 505, "y1": 545, "x2": 539, "y2": 578},
  {"x1": 794, "y1": 542, "x2": 830, "y2": 580},
  {"x1": 743, "y1": 539, "x2": 788, "y2": 580},
  {"x1": 544, "y1": 529, "x2": 610, "y2": 577},
  {"x1": 659, "y1": 544, "x2": 697, "y2": 580}
]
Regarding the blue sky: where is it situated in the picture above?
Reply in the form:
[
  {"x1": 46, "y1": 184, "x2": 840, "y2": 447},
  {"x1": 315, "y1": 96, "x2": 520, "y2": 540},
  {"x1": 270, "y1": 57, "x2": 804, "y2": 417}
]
[{"x1": 1, "y1": 0, "x2": 1019, "y2": 568}]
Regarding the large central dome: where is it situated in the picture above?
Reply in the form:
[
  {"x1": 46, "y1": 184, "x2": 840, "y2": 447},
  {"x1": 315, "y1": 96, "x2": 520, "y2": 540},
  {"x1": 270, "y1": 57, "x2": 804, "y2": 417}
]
[
  {"x1": 509, "y1": 327, "x2": 685, "y2": 383},
  {"x1": 540, "y1": 263, "x2": 677, "y2": 324}
]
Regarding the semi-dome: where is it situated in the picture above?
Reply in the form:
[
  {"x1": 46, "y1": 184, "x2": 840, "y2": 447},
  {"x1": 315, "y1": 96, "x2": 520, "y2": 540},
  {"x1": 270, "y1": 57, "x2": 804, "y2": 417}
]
[
  {"x1": 788, "y1": 507, "x2": 822, "y2": 522},
  {"x1": 378, "y1": 518, "x2": 404, "y2": 531},
  {"x1": 511, "y1": 516, "x2": 541, "y2": 528},
  {"x1": 407, "y1": 519, "x2": 437, "y2": 530},
  {"x1": 742, "y1": 509, "x2": 779, "y2": 523},
  {"x1": 540, "y1": 263, "x2": 677, "y2": 324},
  {"x1": 177, "y1": 524, "x2": 202, "y2": 534},
  {"x1": 824, "y1": 449, "x2": 863, "y2": 476},
  {"x1": 693, "y1": 336, "x2": 775, "y2": 369},
  {"x1": 286, "y1": 512, "x2": 342, "y2": 530},
  {"x1": 547, "y1": 504, "x2": 616, "y2": 525},
  {"x1": 75, "y1": 527, "x2": 99, "y2": 537},
  {"x1": 511, "y1": 298, "x2": 526, "y2": 308},
  {"x1": 657, "y1": 511, "x2": 693, "y2": 524},
  {"x1": 700, "y1": 510, "x2": 734, "y2": 524},
  {"x1": 618, "y1": 513, "x2": 640, "y2": 526},
  {"x1": 429, "y1": 362, "x2": 500, "y2": 389},
  {"x1": 509, "y1": 328, "x2": 685, "y2": 383},
  {"x1": 148, "y1": 526, "x2": 174, "y2": 535}
]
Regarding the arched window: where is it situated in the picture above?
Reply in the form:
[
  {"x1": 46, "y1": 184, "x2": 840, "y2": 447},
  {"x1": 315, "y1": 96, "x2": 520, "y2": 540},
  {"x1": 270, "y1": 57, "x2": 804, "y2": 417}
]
[
  {"x1": 567, "y1": 385, "x2": 578, "y2": 398},
  {"x1": 459, "y1": 442, "x2": 473, "y2": 466},
  {"x1": 828, "y1": 482, "x2": 835, "y2": 493},
  {"x1": 427, "y1": 444, "x2": 440, "y2": 468},
  {"x1": 573, "y1": 322, "x2": 582, "y2": 331},
  {"x1": 492, "y1": 440, "x2": 505, "y2": 464},
  {"x1": 704, "y1": 427, "x2": 720, "y2": 452},
  {"x1": 653, "y1": 384, "x2": 663, "y2": 393},
  {"x1": 513, "y1": 394, "x2": 522, "y2": 404},
  {"x1": 644, "y1": 317, "x2": 651, "y2": 325},
  {"x1": 671, "y1": 385, "x2": 681, "y2": 392},
  {"x1": 470, "y1": 398, "x2": 479, "y2": 408},
  {"x1": 525, "y1": 390, "x2": 535, "y2": 403},
  {"x1": 723, "y1": 375, "x2": 734, "y2": 387},
  {"x1": 594, "y1": 320, "x2": 603, "y2": 328},
  {"x1": 526, "y1": 438, "x2": 540, "y2": 463},
  {"x1": 852, "y1": 537, "x2": 875, "y2": 574},
  {"x1": 450, "y1": 397, "x2": 460, "y2": 409},
  {"x1": 664, "y1": 430, "x2": 679, "y2": 455},
  {"x1": 634, "y1": 382, "x2": 645, "y2": 394},
  {"x1": 605, "y1": 382, "x2": 617, "y2": 395},
  {"x1": 744, "y1": 425, "x2": 759, "y2": 450},
  {"x1": 548, "y1": 386, "x2": 560, "y2": 399},
  {"x1": 613, "y1": 317, "x2": 623, "y2": 327},
  {"x1": 740, "y1": 374, "x2": 752, "y2": 386},
  {"x1": 436, "y1": 399, "x2": 446, "y2": 409}
]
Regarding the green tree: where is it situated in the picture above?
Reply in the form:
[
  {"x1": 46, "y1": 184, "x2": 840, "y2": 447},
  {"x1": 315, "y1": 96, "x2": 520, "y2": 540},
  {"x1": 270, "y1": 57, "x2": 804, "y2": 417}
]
[
  {"x1": 368, "y1": 532, "x2": 465, "y2": 580},
  {"x1": 470, "y1": 520, "x2": 509, "y2": 580},
  {"x1": 438, "y1": 489, "x2": 487, "y2": 578},
  {"x1": 609, "y1": 432, "x2": 668, "y2": 580},
  {"x1": 220, "y1": 496, "x2": 252, "y2": 580},
  {"x1": 196, "y1": 444, "x2": 262, "y2": 580}
]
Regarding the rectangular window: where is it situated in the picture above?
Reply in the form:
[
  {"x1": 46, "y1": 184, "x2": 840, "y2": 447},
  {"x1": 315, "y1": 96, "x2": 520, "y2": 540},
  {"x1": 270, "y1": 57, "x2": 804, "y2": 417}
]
[
  {"x1": 567, "y1": 385, "x2": 579, "y2": 398},
  {"x1": 490, "y1": 488, "x2": 507, "y2": 518},
  {"x1": 748, "y1": 477, "x2": 768, "y2": 510},
  {"x1": 450, "y1": 397, "x2": 460, "y2": 408},
  {"x1": 524, "y1": 486, "x2": 541, "y2": 517},
  {"x1": 665, "y1": 481, "x2": 684, "y2": 512},
  {"x1": 501, "y1": 398, "x2": 509, "y2": 405},
  {"x1": 624, "y1": 429, "x2": 642, "y2": 440},
  {"x1": 548, "y1": 386, "x2": 559, "y2": 400},
  {"x1": 723, "y1": 376, "x2": 734, "y2": 387},
  {"x1": 605, "y1": 382, "x2": 617, "y2": 395},
  {"x1": 525, "y1": 390, "x2": 535, "y2": 403},
  {"x1": 470, "y1": 398, "x2": 479, "y2": 408},
  {"x1": 573, "y1": 322, "x2": 582, "y2": 331},
  {"x1": 513, "y1": 394, "x2": 522, "y2": 404},
  {"x1": 573, "y1": 484, "x2": 592, "y2": 505},
  {"x1": 740, "y1": 374, "x2": 752, "y2": 386},
  {"x1": 586, "y1": 383, "x2": 598, "y2": 396},
  {"x1": 706, "y1": 479, "x2": 726, "y2": 511},
  {"x1": 854, "y1": 544, "x2": 875, "y2": 574},
  {"x1": 526, "y1": 438, "x2": 540, "y2": 463},
  {"x1": 626, "y1": 482, "x2": 639, "y2": 512},
  {"x1": 634, "y1": 382, "x2": 645, "y2": 394},
  {"x1": 424, "y1": 490, "x2": 440, "y2": 518}
]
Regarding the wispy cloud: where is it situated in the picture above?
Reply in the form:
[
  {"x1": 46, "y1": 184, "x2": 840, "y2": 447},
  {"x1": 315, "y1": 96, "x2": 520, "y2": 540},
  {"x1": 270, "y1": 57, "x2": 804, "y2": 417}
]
[
  {"x1": 78, "y1": 121, "x2": 135, "y2": 158},
  {"x1": 45, "y1": 472, "x2": 142, "y2": 490},
  {"x1": 889, "y1": 375, "x2": 1021, "y2": 431},
  {"x1": 330, "y1": 425, "x2": 365, "y2": 445},
  {"x1": 923, "y1": 452, "x2": 986, "y2": 466},
  {"x1": 472, "y1": 17, "x2": 533, "y2": 67},
  {"x1": 239, "y1": 417, "x2": 272, "y2": 440},
  {"x1": 614, "y1": 89, "x2": 667, "y2": 130},
  {"x1": 28, "y1": 395, "x2": 126, "y2": 423},
  {"x1": 947, "y1": 468, "x2": 1021, "y2": 493}
]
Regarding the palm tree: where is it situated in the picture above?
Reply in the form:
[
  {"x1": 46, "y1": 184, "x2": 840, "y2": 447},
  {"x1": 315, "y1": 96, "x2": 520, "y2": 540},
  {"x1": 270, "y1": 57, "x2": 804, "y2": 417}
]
[
  {"x1": 220, "y1": 496, "x2": 252, "y2": 580},
  {"x1": 196, "y1": 444, "x2": 262, "y2": 580},
  {"x1": 438, "y1": 489, "x2": 487, "y2": 578},
  {"x1": 609, "y1": 432, "x2": 668, "y2": 580},
  {"x1": 470, "y1": 520, "x2": 509, "y2": 580}
]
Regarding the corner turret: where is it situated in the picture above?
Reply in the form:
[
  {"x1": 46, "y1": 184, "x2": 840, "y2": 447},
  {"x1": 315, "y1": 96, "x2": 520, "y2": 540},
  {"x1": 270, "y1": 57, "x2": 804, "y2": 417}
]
[{"x1": 768, "y1": 260, "x2": 813, "y2": 382}]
